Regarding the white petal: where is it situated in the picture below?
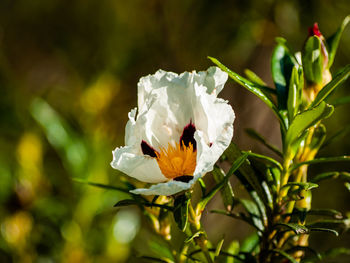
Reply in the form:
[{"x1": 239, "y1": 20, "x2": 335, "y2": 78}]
[
  {"x1": 111, "y1": 146, "x2": 167, "y2": 183},
  {"x1": 202, "y1": 66, "x2": 228, "y2": 95},
  {"x1": 134, "y1": 67, "x2": 229, "y2": 150},
  {"x1": 130, "y1": 174, "x2": 202, "y2": 196},
  {"x1": 111, "y1": 66, "x2": 234, "y2": 195}
]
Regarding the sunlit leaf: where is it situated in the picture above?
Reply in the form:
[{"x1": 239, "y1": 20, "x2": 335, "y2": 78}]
[
  {"x1": 287, "y1": 66, "x2": 303, "y2": 122},
  {"x1": 209, "y1": 56, "x2": 287, "y2": 132},
  {"x1": 271, "y1": 38, "x2": 296, "y2": 109},
  {"x1": 327, "y1": 15, "x2": 350, "y2": 68},
  {"x1": 310, "y1": 64, "x2": 350, "y2": 108},
  {"x1": 282, "y1": 182, "x2": 318, "y2": 191},
  {"x1": 302, "y1": 36, "x2": 324, "y2": 84},
  {"x1": 285, "y1": 101, "x2": 334, "y2": 150}
]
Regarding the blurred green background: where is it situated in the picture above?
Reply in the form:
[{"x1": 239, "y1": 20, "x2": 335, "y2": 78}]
[{"x1": 0, "y1": 0, "x2": 350, "y2": 262}]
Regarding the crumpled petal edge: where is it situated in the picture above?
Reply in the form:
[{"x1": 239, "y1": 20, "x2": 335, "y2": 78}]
[{"x1": 130, "y1": 173, "x2": 202, "y2": 196}]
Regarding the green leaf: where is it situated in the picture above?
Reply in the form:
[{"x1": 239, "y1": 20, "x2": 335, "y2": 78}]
[
  {"x1": 197, "y1": 152, "x2": 249, "y2": 212},
  {"x1": 114, "y1": 199, "x2": 140, "y2": 207},
  {"x1": 309, "y1": 228, "x2": 339, "y2": 236},
  {"x1": 274, "y1": 223, "x2": 309, "y2": 235},
  {"x1": 198, "y1": 178, "x2": 207, "y2": 197},
  {"x1": 327, "y1": 15, "x2": 350, "y2": 68},
  {"x1": 214, "y1": 238, "x2": 225, "y2": 258},
  {"x1": 305, "y1": 209, "x2": 343, "y2": 219},
  {"x1": 185, "y1": 231, "x2": 204, "y2": 243},
  {"x1": 244, "y1": 151, "x2": 283, "y2": 171},
  {"x1": 240, "y1": 233, "x2": 259, "y2": 253},
  {"x1": 310, "y1": 64, "x2": 350, "y2": 108},
  {"x1": 209, "y1": 56, "x2": 287, "y2": 132},
  {"x1": 225, "y1": 241, "x2": 240, "y2": 263},
  {"x1": 240, "y1": 199, "x2": 265, "y2": 232},
  {"x1": 302, "y1": 36, "x2": 324, "y2": 84},
  {"x1": 72, "y1": 177, "x2": 133, "y2": 194},
  {"x1": 307, "y1": 219, "x2": 350, "y2": 234},
  {"x1": 245, "y1": 128, "x2": 282, "y2": 157},
  {"x1": 244, "y1": 69, "x2": 268, "y2": 87},
  {"x1": 311, "y1": 171, "x2": 350, "y2": 183},
  {"x1": 290, "y1": 156, "x2": 350, "y2": 172},
  {"x1": 212, "y1": 166, "x2": 234, "y2": 210},
  {"x1": 272, "y1": 249, "x2": 298, "y2": 263},
  {"x1": 271, "y1": 39, "x2": 296, "y2": 109},
  {"x1": 309, "y1": 124, "x2": 326, "y2": 151},
  {"x1": 282, "y1": 182, "x2": 318, "y2": 191},
  {"x1": 173, "y1": 193, "x2": 191, "y2": 231},
  {"x1": 287, "y1": 66, "x2": 303, "y2": 122},
  {"x1": 285, "y1": 101, "x2": 334, "y2": 150}
]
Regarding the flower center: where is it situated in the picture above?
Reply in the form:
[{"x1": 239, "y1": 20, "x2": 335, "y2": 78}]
[{"x1": 156, "y1": 142, "x2": 196, "y2": 179}]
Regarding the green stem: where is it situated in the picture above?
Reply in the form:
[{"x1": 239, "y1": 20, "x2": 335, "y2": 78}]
[{"x1": 188, "y1": 202, "x2": 213, "y2": 263}]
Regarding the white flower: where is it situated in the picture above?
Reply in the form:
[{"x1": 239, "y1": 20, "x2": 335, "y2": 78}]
[{"x1": 111, "y1": 66, "x2": 235, "y2": 196}]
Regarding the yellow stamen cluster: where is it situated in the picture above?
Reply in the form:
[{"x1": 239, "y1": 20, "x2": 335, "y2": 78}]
[{"x1": 156, "y1": 142, "x2": 196, "y2": 179}]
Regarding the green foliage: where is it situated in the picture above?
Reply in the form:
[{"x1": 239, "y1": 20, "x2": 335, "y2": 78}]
[
  {"x1": 271, "y1": 37, "x2": 296, "y2": 110},
  {"x1": 302, "y1": 36, "x2": 325, "y2": 85}
]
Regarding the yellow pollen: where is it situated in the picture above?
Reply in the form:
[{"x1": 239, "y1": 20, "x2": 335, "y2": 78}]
[{"x1": 156, "y1": 142, "x2": 196, "y2": 179}]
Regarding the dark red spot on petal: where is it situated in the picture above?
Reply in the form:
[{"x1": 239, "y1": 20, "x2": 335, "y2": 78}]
[
  {"x1": 308, "y1": 22, "x2": 322, "y2": 37},
  {"x1": 174, "y1": 175, "x2": 193, "y2": 183},
  {"x1": 141, "y1": 140, "x2": 157, "y2": 158},
  {"x1": 180, "y1": 120, "x2": 196, "y2": 151}
]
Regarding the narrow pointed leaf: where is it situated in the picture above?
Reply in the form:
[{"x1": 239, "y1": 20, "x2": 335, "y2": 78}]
[
  {"x1": 271, "y1": 39, "x2": 295, "y2": 109},
  {"x1": 173, "y1": 193, "x2": 191, "y2": 231},
  {"x1": 209, "y1": 56, "x2": 286, "y2": 132},
  {"x1": 291, "y1": 156, "x2": 350, "y2": 171},
  {"x1": 282, "y1": 182, "x2": 318, "y2": 191},
  {"x1": 310, "y1": 64, "x2": 350, "y2": 108},
  {"x1": 212, "y1": 166, "x2": 234, "y2": 210},
  {"x1": 214, "y1": 238, "x2": 225, "y2": 258},
  {"x1": 244, "y1": 151, "x2": 283, "y2": 170},
  {"x1": 287, "y1": 66, "x2": 300, "y2": 121},
  {"x1": 311, "y1": 171, "x2": 350, "y2": 183},
  {"x1": 327, "y1": 15, "x2": 350, "y2": 68},
  {"x1": 114, "y1": 199, "x2": 140, "y2": 207},
  {"x1": 197, "y1": 152, "x2": 249, "y2": 212},
  {"x1": 244, "y1": 69, "x2": 276, "y2": 94},
  {"x1": 245, "y1": 128, "x2": 282, "y2": 157},
  {"x1": 309, "y1": 228, "x2": 339, "y2": 236},
  {"x1": 285, "y1": 101, "x2": 334, "y2": 149},
  {"x1": 274, "y1": 223, "x2": 309, "y2": 234},
  {"x1": 72, "y1": 177, "x2": 133, "y2": 194}
]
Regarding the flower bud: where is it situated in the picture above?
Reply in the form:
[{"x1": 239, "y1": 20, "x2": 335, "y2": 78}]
[{"x1": 302, "y1": 23, "x2": 332, "y2": 103}]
